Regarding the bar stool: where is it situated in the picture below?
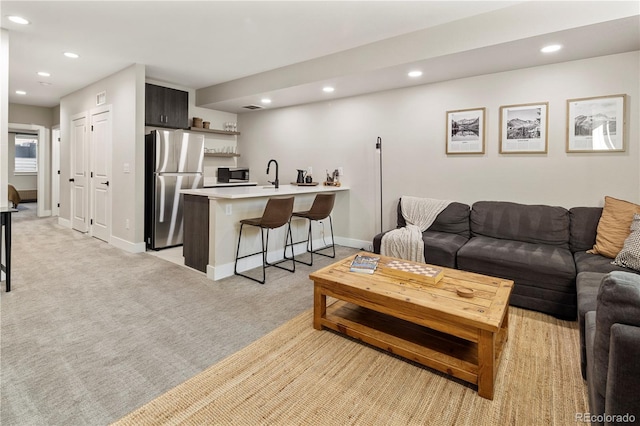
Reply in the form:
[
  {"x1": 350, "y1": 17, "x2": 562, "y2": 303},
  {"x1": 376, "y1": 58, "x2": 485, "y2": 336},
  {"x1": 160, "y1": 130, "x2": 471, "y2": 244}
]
[
  {"x1": 234, "y1": 197, "x2": 295, "y2": 284},
  {"x1": 291, "y1": 193, "x2": 336, "y2": 266}
]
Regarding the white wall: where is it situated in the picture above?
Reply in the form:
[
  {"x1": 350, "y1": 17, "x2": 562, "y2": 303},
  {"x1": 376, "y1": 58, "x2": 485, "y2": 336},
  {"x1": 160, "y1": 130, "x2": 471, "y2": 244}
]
[
  {"x1": 8, "y1": 103, "x2": 54, "y2": 127},
  {"x1": 60, "y1": 64, "x2": 146, "y2": 250},
  {"x1": 0, "y1": 29, "x2": 9, "y2": 209},
  {"x1": 145, "y1": 79, "x2": 238, "y2": 181},
  {"x1": 237, "y1": 52, "x2": 640, "y2": 243}
]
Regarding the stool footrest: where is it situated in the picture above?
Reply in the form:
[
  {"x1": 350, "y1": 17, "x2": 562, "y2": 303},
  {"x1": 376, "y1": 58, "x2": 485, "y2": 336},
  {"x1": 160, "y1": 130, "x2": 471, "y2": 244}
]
[{"x1": 234, "y1": 218, "x2": 296, "y2": 284}]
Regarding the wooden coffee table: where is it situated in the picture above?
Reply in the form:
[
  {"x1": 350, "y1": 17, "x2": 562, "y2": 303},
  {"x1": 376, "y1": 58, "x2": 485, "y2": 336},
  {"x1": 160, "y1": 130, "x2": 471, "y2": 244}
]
[{"x1": 310, "y1": 252, "x2": 513, "y2": 400}]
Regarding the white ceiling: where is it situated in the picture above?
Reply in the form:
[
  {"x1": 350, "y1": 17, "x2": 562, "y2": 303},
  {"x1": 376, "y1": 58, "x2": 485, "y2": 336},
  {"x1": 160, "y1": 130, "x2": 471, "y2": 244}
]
[{"x1": 2, "y1": 1, "x2": 639, "y2": 113}]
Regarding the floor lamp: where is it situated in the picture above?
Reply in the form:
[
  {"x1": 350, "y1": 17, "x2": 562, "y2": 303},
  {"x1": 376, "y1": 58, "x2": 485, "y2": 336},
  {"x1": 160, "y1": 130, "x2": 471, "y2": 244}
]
[{"x1": 376, "y1": 136, "x2": 383, "y2": 234}]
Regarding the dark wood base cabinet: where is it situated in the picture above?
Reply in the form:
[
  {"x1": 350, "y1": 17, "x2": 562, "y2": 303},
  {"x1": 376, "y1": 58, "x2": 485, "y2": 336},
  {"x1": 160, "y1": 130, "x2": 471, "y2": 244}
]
[{"x1": 183, "y1": 195, "x2": 209, "y2": 273}]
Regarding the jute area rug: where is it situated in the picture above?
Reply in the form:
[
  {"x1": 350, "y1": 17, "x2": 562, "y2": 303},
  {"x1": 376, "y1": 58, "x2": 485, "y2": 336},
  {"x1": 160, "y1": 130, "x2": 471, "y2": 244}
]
[{"x1": 113, "y1": 305, "x2": 588, "y2": 426}]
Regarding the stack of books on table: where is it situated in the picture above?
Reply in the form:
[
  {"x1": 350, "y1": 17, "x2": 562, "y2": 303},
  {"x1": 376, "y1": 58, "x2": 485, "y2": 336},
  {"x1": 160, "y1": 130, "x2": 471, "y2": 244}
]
[{"x1": 349, "y1": 255, "x2": 380, "y2": 274}]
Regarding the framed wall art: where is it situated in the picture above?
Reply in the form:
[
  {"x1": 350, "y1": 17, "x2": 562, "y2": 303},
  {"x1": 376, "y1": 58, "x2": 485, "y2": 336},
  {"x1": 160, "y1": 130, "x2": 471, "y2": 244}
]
[
  {"x1": 499, "y1": 102, "x2": 548, "y2": 154},
  {"x1": 446, "y1": 107, "x2": 486, "y2": 154},
  {"x1": 566, "y1": 94, "x2": 626, "y2": 153}
]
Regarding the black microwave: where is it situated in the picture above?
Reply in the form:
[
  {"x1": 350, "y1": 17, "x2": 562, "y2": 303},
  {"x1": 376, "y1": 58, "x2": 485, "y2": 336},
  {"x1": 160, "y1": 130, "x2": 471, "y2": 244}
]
[{"x1": 218, "y1": 167, "x2": 250, "y2": 183}]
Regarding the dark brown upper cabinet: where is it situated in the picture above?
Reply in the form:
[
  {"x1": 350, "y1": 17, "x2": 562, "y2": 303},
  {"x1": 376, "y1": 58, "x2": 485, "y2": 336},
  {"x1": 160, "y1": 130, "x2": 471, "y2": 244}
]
[{"x1": 145, "y1": 83, "x2": 189, "y2": 129}]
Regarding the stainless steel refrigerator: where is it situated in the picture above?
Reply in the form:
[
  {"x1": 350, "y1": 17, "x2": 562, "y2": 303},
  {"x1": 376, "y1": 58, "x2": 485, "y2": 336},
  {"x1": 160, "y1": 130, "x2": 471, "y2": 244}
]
[{"x1": 145, "y1": 130, "x2": 204, "y2": 250}]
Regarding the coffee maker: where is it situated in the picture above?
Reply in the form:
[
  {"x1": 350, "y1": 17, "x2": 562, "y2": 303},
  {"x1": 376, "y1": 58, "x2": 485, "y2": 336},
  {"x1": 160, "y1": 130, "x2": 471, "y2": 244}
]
[{"x1": 296, "y1": 169, "x2": 307, "y2": 183}]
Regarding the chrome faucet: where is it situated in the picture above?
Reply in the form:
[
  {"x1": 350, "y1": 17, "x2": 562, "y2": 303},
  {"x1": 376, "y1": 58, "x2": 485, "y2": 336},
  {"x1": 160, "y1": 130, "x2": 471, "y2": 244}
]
[{"x1": 266, "y1": 159, "x2": 279, "y2": 188}]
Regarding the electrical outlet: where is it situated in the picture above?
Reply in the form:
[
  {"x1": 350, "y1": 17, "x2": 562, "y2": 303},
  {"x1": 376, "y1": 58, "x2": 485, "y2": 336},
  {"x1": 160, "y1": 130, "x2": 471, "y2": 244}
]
[
  {"x1": 338, "y1": 167, "x2": 343, "y2": 176},
  {"x1": 225, "y1": 204, "x2": 232, "y2": 215},
  {"x1": 125, "y1": 219, "x2": 129, "y2": 229},
  {"x1": 307, "y1": 166, "x2": 313, "y2": 176}
]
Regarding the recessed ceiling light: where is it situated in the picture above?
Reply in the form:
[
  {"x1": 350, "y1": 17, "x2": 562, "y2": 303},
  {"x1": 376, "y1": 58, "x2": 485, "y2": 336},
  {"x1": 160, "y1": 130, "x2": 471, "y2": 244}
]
[
  {"x1": 323, "y1": 86, "x2": 335, "y2": 93},
  {"x1": 37, "y1": 71, "x2": 51, "y2": 77},
  {"x1": 261, "y1": 98, "x2": 272, "y2": 104},
  {"x1": 64, "y1": 52, "x2": 79, "y2": 59},
  {"x1": 15, "y1": 90, "x2": 27, "y2": 95},
  {"x1": 408, "y1": 70, "x2": 423, "y2": 78},
  {"x1": 540, "y1": 44, "x2": 562, "y2": 53},
  {"x1": 8, "y1": 16, "x2": 30, "y2": 25}
]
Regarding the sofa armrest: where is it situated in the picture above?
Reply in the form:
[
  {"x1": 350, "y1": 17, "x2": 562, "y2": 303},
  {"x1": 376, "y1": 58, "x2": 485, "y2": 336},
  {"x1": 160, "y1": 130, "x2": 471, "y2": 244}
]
[
  {"x1": 605, "y1": 323, "x2": 640, "y2": 420},
  {"x1": 373, "y1": 229, "x2": 396, "y2": 254},
  {"x1": 594, "y1": 272, "x2": 640, "y2": 403}
]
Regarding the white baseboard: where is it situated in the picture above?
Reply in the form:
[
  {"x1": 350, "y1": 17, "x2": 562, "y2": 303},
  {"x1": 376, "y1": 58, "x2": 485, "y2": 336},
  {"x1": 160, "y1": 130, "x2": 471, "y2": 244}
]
[
  {"x1": 208, "y1": 237, "x2": 344, "y2": 281},
  {"x1": 111, "y1": 235, "x2": 146, "y2": 253},
  {"x1": 206, "y1": 236, "x2": 374, "y2": 281},
  {"x1": 55, "y1": 218, "x2": 145, "y2": 253},
  {"x1": 335, "y1": 236, "x2": 373, "y2": 252}
]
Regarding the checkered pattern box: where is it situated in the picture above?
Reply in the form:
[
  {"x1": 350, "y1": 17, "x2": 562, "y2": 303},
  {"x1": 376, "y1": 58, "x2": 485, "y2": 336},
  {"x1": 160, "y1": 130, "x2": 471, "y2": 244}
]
[{"x1": 383, "y1": 260, "x2": 444, "y2": 285}]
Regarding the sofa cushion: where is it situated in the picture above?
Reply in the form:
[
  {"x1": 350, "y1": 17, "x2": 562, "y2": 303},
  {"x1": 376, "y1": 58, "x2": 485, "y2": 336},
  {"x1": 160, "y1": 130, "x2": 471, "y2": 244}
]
[
  {"x1": 612, "y1": 213, "x2": 640, "y2": 272},
  {"x1": 398, "y1": 201, "x2": 470, "y2": 238},
  {"x1": 422, "y1": 231, "x2": 468, "y2": 269},
  {"x1": 577, "y1": 272, "x2": 605, "y2": 378},
  {"x1": 509, "y1": 285, "x2": 577, "y2": 320},
  {"x1": 457, "y1": 236, "x2": 576, "y2": 291},
  {"x1": 470, "y1": 201, "x2": 570, "y2": 249},
  {"x1": 594, "y1": 272, "x2": 640, "y2": 403},
  {"x1": 569, "y1": 207, "x2": 602, "y2": 252},
  {"x1": 373, "y1": 229, "x2": 468, "y2": 269},
  {"x1": 585, "y1": 310, "x2": 603, "y2": 420},
  {"x1": 589, "y1": 196, "x2": 640, "y2": 259},
  {"x1": 573, "y1": 251, "x2": 638, "y2": 275}
]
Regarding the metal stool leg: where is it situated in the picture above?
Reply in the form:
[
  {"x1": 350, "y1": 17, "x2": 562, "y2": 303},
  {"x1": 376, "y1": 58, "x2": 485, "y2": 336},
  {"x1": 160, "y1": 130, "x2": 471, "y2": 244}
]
[
  {"x1": 234, "y1": 221, "x2": 295, "y2": 284},
  {"x1": 311, "y1": 215, "x2": 335, "y2": 261},
  {"x1": 234, "y1": 223, "x2": 268, "y2": 284},
  {"x1": 265, "y1": 220, "x2": 295, "y2": 273},
  {"x1": 294, "y1": 216, "x2": 336, "y2": 266}
]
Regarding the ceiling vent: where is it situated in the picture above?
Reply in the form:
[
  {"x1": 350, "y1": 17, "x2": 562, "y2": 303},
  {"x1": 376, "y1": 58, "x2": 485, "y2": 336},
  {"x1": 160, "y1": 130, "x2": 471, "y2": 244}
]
[{"x1": 242, "y1": 104, "x2": 263, "y2": 110}]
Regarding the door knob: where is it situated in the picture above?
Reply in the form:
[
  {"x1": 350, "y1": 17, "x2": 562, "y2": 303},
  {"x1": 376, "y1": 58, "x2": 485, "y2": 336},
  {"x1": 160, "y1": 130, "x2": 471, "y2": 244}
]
[
  {"x1": 69, "y1": 178, "x2": 75, "y2": 182},
  {"x1": 102, "y1": 181, "x2": 109, "y2": 186}
]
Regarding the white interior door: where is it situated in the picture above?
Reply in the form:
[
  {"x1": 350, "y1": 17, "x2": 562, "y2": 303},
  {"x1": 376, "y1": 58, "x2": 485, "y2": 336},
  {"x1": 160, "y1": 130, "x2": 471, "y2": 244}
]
[
  {"x1": 71, "y1": 113, "x2": 88, "y2": 233},
  {"x1": 90, "y1": 107, "x2": 111, "y2": 242}
]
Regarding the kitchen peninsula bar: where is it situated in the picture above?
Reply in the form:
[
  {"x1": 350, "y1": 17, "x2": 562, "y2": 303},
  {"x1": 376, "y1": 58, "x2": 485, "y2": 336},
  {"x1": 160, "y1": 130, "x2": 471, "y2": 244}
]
[{"x1": 181, "y1": 184, "x2": 349, "y2": 280}]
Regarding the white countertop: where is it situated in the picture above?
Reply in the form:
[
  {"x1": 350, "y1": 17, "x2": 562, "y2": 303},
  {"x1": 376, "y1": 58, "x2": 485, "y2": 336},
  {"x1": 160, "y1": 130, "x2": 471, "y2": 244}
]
[
  {"x1": 182, "y1": 183, "x2": 349, "y2": 199},
  {"x1": 203, "y1": 181, "x2": 258, "y2": 188}
]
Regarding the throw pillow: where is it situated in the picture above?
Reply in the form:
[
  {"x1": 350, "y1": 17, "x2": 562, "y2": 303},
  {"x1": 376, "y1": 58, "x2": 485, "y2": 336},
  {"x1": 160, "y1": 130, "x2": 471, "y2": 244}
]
[
  {"x1": 588, "y1": 196, "x2": 640, "y2": 258},
  {"x1": 612, "y1": 213, "x2": 640, "y2": 271}
]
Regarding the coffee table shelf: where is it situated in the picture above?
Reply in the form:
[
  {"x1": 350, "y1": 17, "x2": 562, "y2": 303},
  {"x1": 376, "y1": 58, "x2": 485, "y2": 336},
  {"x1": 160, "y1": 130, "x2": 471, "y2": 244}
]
[{"x1": 323, "y1": 301, "x2": 481, "y2": 384}]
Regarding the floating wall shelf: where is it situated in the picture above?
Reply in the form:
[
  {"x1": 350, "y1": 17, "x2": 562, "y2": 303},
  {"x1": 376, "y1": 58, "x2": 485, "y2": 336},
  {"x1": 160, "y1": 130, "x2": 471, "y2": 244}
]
[
  {"x1": 204, "y1": 153, "x2": 240, "y2": 157},
  {"x1": 188, "y1": 127, "x2": 240, "y2": 136}
]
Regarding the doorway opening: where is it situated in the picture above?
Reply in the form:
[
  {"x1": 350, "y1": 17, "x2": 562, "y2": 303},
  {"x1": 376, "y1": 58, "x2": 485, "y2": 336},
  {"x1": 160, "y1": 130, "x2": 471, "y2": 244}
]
[{"x1": 8, "y1": 123, "x2": 49, "y2": 217}]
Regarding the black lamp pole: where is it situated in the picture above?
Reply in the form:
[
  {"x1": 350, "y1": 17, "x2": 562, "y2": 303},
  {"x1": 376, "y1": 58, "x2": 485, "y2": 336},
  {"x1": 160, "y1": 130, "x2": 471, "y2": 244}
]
[{"x1": 376, "y1": 136, "x2": 383, "y2": 233}]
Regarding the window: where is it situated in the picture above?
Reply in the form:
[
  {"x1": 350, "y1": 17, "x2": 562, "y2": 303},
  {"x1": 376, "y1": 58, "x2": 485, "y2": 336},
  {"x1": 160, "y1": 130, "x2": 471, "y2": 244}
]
[{"x1": 14, "y1": 134, "x2": 38, "y2": 173}]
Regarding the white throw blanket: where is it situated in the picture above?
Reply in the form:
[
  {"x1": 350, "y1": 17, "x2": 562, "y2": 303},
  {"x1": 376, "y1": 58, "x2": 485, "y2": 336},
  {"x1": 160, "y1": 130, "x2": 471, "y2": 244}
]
[{"x1": 380, "y1": 196, "x2": 452, "y2": 263}]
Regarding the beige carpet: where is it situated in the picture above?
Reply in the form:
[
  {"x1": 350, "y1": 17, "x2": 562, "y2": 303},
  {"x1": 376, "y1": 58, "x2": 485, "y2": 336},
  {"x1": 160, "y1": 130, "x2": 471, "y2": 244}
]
[{"x1": 113, "y1": 305, "x2": 588, "y2": 426}]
